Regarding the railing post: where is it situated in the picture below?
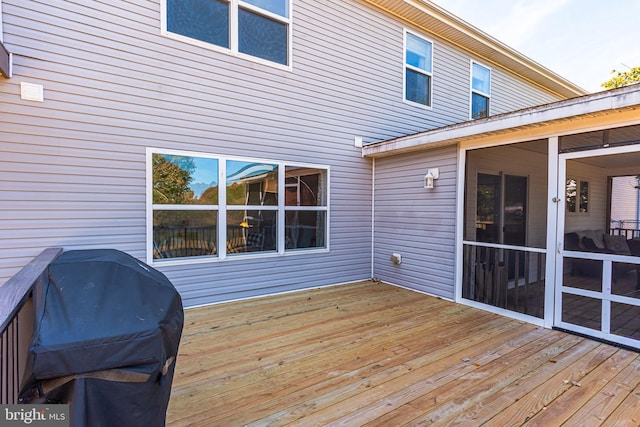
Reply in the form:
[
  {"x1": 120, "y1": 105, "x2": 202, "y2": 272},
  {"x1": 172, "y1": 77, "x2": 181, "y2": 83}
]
[{"x1": 0, "y1": 248, "x2": 62, "y2": 404}]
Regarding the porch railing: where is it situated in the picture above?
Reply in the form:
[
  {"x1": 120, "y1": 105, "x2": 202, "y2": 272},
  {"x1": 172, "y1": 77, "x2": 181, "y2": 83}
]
[
  {"x1": 0, "y1": 248, "x2": 62, "y2": 404},
  {"x1": 462, "y1": 242, "x2": 546, "y2": 319},
  {"x1": 609, "y1": 227, "x2": 640, "y2": 239}
]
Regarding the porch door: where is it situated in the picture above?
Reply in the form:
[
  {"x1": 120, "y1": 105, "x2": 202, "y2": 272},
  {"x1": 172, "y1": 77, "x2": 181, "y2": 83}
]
[
  {"x1": 504, "y1": 175, "x2": 527, "y2": 279},
  {"x1": 555, "y1": 146, "x2": 640, "y2": 349},
  {"x1": 477, "y1": 173, "x2": 527, "y2": 249},
  {"x1": 477, "y1": 174, "x2": 527, "y2": 281}
]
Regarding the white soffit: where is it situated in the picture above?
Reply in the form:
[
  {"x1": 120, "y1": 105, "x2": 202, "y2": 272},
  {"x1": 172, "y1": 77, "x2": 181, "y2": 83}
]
[{"x1": 362, "y1": 85, "x2": 640, "y2": 158}]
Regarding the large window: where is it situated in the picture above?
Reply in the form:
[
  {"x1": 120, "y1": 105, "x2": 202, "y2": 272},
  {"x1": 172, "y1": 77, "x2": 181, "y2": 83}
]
[
  {"x1": 148, "y1": 149, "x2": 328, "y2": 263},
  {"x1": 404, "y1": 31, "x2": 432, "y2": 107},
  {"x1": 164, "y1": 0, "x2": 291, "y2": 66},
  {"x1": 471, "y1": 62, "x2": 490, "y2": 119}
]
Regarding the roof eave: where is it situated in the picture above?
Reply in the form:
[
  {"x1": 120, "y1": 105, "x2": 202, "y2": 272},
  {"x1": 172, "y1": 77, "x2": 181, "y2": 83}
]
[{"x1": 362, "y1": 85, "x2": 640, "y2": 158}]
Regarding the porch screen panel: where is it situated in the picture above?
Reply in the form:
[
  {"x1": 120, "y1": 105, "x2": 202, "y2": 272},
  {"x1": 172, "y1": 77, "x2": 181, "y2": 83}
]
[{"x1": 462, "y1": 140, "x2": 549, "y2": 319}]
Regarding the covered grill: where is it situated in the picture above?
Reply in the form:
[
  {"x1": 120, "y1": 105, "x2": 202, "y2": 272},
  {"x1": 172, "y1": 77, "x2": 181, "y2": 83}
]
[{"x1": 19, "y1": 249, "x2": 183, "y2": 426}]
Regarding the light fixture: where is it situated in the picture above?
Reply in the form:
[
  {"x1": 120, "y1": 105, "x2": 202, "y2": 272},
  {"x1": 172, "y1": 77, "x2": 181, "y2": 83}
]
[{"x1": 424, "y1": 168, "x2": 439, "y2": 189}]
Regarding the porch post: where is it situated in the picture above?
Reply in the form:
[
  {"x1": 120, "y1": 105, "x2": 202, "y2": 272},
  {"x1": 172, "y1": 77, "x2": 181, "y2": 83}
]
[
  {"x1": 544, "y1": 136, "x2": 559, "y2": 328},
  {"x1": 454, "y1": 144, "x2": 465, "y2": 302}
]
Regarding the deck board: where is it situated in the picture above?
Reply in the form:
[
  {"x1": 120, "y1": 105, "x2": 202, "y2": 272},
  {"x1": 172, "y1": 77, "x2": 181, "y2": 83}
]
[{"x1": 167, "y1": 281, "x2": 640, "y2": 426}]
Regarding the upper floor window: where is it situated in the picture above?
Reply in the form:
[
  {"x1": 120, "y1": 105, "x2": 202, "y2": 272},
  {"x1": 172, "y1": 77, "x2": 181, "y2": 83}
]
[
  {"x1": 148, "y1": 149, "x2": 328, "y2": 264},
  {"x1": 164, "y1": 0, "x2": 291, "y2": 66},
  {"x1": 404, "y1": 31, "x2": 432, "y2": 107},
  {"x1": 471, "y1": 62, "x2": 490, "y2": 119}
]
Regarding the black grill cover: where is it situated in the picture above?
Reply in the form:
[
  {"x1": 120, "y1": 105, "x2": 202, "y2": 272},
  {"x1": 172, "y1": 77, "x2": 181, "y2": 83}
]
[{"x1": 19, "y1": 249, "x2": 183, "y2": 427}]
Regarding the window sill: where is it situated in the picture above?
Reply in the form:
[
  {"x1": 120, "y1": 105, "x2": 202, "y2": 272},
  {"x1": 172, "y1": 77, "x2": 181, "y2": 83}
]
[
  {"x1": 403, "y1": 98, "x2": 433, "y2": 110},
  {"x1": 162, "y1": 31, "x2": 293, "y2": 72},
  {"x1": 150, "y1": 247, "x2": 329, "y2": 267}
]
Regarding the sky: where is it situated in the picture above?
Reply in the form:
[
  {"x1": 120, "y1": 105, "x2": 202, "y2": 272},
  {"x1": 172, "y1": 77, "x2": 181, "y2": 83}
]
[{"x1": 431, "y1": 0, "x2": 640, "y2": 93}]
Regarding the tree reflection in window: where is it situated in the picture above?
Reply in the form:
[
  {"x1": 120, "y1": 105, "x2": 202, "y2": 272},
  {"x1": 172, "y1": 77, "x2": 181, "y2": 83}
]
[
  {"x1": 150, "y1": 152, "x2": 328, "y2": 260},
  {"x1": 566, "y1": 178, "x2": 588, "y2": 213},
  {"x1": 579, "y1": 180, "x2": 589, "y2": 212}
]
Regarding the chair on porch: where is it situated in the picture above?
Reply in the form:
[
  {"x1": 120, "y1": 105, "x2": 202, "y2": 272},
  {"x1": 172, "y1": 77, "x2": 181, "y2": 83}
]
[{"x1": 474, "y1": 246, "x2": 508, "y2": 307}]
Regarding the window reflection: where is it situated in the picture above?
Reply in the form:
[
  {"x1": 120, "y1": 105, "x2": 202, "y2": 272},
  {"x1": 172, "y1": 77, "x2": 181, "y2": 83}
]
[
  {"x1": 579, "y1": 181, "x2": 589, "y2": 212},
  {"x1": 238, "y1": 8, "x2": 288, "y2": 65},
  {"x1": 284, "y1": 166, "x2": 327, "y2": 250},
  {"x1": 242, "y1": 0, "x2": 288, "y2": 17},
  {"x1": 227, "y1": 160, "x2": 278, "y2": 205},
  {"x1": 566, "y1": 178, "x2": 576, "y2": 212},
  {"x1": 152, "y1": 154, "x2": 219, "y2": 205},
  {"x1": 471, "y1": 63, "x2": 490, "y2": 119},
  {"x1": 151, "y1": 151, "x2": 328, "y2": 261},
  {"x1": 471, "y1": 92, "x2": 488, "y2": 119},
  {"x1": 167, "y1": 0, "x2": 229, "y2": 48},
  {"x1": 405, "y1": 32, "x2": 432, "y2": 106},
  {"x1": 227, "y1": 210, "x2": 277, "y2": 253},
  {"x1": 406, "y1": 33, "x2": 432, "y2": 71},
  {"x1": 153, "y1": 210, "x2": 218, "y2": 259},
  {"x1": 566, "y1": 178, "x2": 588, "y2": 214},
  {"x1": 472, "y1": 63, "x2": 490, "y2": 94},
  {"x1": 285, "y1": 167, "x2": 326, "y2": 206},
  {"x1": 286, "y1": 211, "x2": 326, "y2": 249}
]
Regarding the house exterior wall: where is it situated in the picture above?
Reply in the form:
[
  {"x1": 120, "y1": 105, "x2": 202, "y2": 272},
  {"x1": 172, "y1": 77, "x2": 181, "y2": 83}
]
[
  {"x1": 0, "y1": 0, "x2": 565, "y2": 306},
  {"x1": 611, "y1": 176, "x2": 639, "y2": 227},
  {"x1": 372, "y1": 146, "x2": 458, "y2": 299}
]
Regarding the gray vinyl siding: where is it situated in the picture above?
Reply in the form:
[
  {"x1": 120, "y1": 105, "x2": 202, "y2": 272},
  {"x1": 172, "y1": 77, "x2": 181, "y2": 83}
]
[
  {"x1": 490, "y1": 68, "x2": 561, "y2": 115},
  {"x1": 372, "y1": 146, "x2": 458, "y2": 299},
  {"x1": 0, "y1": 0, "x2": 566, "y2": 306}
]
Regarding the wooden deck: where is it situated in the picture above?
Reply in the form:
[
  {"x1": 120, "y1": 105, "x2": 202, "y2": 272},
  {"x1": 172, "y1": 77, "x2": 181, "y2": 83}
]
[{"x1": 166, "y1": 281, "x2": 640, "y2": 426}]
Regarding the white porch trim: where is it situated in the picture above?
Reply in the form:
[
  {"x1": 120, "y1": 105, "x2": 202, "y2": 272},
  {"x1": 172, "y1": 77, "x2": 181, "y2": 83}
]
[{"x1": 362, "y1": 85, "x2": 640, "y2": 159}]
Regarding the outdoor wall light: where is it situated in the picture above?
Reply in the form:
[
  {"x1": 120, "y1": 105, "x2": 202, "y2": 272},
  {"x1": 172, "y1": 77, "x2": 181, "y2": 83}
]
[
  {"x1": 390, "y1": 253, "x2": 402, "y2": 265},
  {"x1": 424, "y1": 168, "x2": 439, "y2": 189}
]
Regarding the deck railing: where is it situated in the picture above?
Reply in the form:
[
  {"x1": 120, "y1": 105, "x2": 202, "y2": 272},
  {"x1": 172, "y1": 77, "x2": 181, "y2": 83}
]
[
  {"x1": 609, "y1": 227, "x2": 640, "y2": 239},
  {"x1": 0, "y1": 248, "x2": 62, "y2": 404}
]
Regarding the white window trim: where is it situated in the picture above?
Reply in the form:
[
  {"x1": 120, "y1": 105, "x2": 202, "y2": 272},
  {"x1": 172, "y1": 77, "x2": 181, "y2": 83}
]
[
  {"x1": 470, "y1": 60, "x2": 491, "y2": 120},
  {"x1": 146, "y1": 148, "x2": 329, "y2": 266},
  {"x1": 403, "y1": 29, "x2": 433, "y2": 109},
  {"x1": 160, "y1": 0, "x2": 293, "y2": 71}
]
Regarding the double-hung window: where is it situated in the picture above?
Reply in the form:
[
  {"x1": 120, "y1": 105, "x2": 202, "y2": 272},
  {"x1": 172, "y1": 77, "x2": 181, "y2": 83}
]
[
  {"x1": 164, "y1": 0, "x2": 291, "y2": 66},
  {"x1": 471, "y1": 62, "x2": 491, "y2": 119},
  {"x1": 148, "y1": 149, "x2": 328, "y2": 263},
  {"x1": 404, "y1": 30, "x2": 433, "y2": 107}
]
